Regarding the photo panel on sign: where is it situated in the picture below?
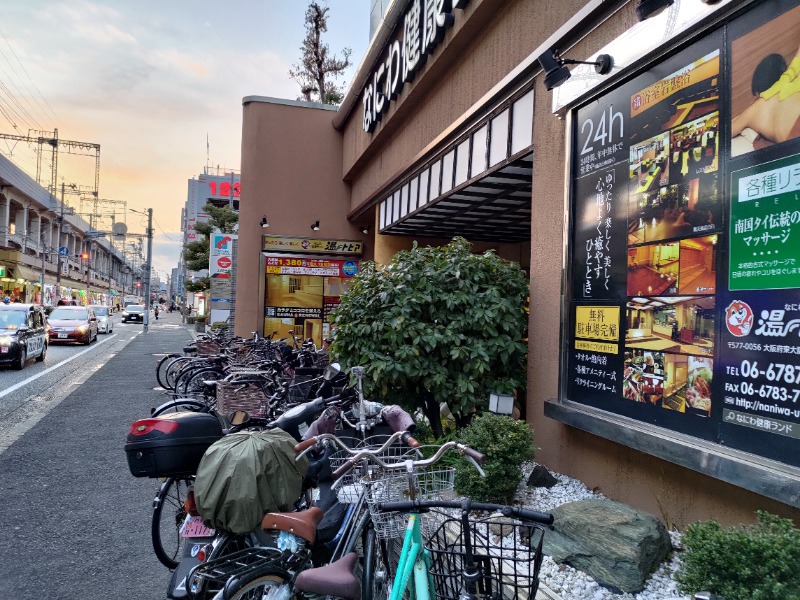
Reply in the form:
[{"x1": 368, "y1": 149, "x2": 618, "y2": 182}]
[{"x1": 625, "y1": 295, "x2": 715, "y2": 358}]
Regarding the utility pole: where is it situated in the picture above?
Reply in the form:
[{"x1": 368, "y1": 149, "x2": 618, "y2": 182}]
[
  {"x1": 54, "y1": 182, "x2": 67, "y2": 302},
  {"x1": 143, "y1": 208, "x2": 153, "y2": 333}
]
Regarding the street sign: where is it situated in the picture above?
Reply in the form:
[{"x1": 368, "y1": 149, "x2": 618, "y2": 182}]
[{"x1": 58, "y1": 247, "x2": 69, "y2": 256}]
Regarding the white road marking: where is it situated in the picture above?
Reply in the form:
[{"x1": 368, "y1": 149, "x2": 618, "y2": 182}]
[{"x1": 0, "y1": 334, "x2": 119, "y2": 399}]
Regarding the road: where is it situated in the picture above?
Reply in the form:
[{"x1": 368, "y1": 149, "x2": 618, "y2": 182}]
[{"x1": 0, "y1": 310, "x2": 194, "y2": 600}]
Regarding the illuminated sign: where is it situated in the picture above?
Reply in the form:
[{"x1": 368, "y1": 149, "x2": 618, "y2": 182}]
[
  {"x1": 198, "y1": 173, "x2": 240, "y2": 201},
  {"x1": 362, "y1": 0, "x2": 469, "y2": 133},
  {"x1": 262, "y1": 235, "x2": 363, "y2": 256},
  {"x1": 265, "y1": 257, "x2": 359, "y2": 278}
]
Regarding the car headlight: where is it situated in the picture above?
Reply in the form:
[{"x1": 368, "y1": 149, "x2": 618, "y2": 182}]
[
  {"x1": 0, "y1": 336, "x2": 12, "y2": 346},
  {"x1": 77, "y1": 325, "x2": 89, "y2": 333},
  {"x1": 122, "y1": 312, "x2": 129, "y2": 317}
]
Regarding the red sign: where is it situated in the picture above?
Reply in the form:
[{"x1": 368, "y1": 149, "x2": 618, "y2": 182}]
[{"x1": 217, "y1": 256, "x2": 232, "y2": 269}]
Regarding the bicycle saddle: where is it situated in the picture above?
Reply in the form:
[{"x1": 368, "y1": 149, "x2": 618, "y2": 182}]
[
  {"x1": 294, "y1": 551, "x2": 360, "y2": 600},
  {"x1": 261, "y1": 506, "x2": 324, "y2": 544}
]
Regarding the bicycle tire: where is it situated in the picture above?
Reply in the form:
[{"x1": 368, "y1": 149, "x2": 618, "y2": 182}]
[
  {"x1": 151, "y1": 398, "x2": 212, "y2": 417},
  {"x1": 188, "y1": 532, "x2": 260, "y2": 599},
  {"x1": 225, "y1": 572, "x2": 288, "y2": 600},
  {"x1": 362, "y1": 527, "x2": 394, "y2": 600},
  {"x1": 156, "y1": 353, "x2": 183, "y2": 390},
  {"x1": 173, "y1": 364, "x2": 213, "y2": 395},
  {"x1": 151, "y1": 477, "x2": 191, "y2": 569},
  {"x1": 166, "y1": 356, "x2": 195, "y2": 391},
  {"x1": 180, "y1": 367, "x2": 224, "y2": 396}
]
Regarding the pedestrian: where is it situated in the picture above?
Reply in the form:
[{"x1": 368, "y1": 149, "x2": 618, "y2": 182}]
[{"x1": 154, "y1": 304, "x2": 160, "y2": 321}]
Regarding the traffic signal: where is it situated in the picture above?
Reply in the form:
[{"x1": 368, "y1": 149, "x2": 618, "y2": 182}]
[{"x1": 80, "y1": 253, "x2": 89, "y2": 260}]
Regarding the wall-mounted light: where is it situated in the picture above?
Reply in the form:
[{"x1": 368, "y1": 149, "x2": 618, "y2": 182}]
[
  {"x1": 311, "y1": 220, "x2": 320, "y2": 231},
  {"x1": 260, "y1": 215, "x2": 269, "y2": 228},
  {"x1": 635, "y1": 0, "x2": 673, "y2": 21},
  {"x1": 489, "y1": 392, "x2": 515, "y2": 415},
  {"x1": 538, "y1": 49, "x2": 614, "y2": 91},
  {"x1": 361, "y1": 225, "x2": 370, "y2": 235}
]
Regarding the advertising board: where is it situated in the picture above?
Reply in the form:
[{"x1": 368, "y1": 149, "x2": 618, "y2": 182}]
[{"x1": 562, "y1": 0, "x2": 800, "y2": 468}]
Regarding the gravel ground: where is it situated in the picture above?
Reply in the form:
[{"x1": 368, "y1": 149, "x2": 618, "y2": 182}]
[{"x1": 517, "y1": 462, "x2": 690, "y2": 600}]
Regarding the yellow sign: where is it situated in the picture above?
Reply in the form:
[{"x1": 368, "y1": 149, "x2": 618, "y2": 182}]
[
  {"x1": 575, "y1": 339, "x2": 619, "y2": 354},
  {"x1": 575, "y1": 306, "x2": 620, "y2": 341},
  {"x1": 262, "y1": 235, "x2": 363, "y2": 256}
]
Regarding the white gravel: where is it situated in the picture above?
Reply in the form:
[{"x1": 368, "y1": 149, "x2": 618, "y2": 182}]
[{"x1": 517, "y1": 462, "x2": 691, "y2": 600}]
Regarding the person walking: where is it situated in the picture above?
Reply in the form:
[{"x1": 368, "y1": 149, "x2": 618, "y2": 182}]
[{"x1": 154, "y1": 304, "x2": 160, "y2": 321}]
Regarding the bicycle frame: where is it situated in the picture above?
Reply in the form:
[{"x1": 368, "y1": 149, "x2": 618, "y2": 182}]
[{"x1": 390, "y1": 512, "x2": 436, "y2": 600}]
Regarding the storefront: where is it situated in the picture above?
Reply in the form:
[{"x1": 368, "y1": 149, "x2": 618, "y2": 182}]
[{"x1": 236, "y1": 0, "x2": 800, "y2": 523}]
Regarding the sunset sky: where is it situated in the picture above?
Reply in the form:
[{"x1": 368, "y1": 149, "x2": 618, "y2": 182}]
[{"x1": 0, "y1": 0, "x2": 370, "y2": 274}]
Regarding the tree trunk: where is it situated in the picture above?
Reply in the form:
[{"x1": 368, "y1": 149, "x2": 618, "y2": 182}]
[{"x1": 419, "y1": 389, "x2": 443, "y2": 439}]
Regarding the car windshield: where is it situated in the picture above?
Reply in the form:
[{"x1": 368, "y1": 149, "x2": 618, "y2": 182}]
[
  {"x1": 49, "y1": 308, "x2": 89, "y2": 321},
  {"x1": 0, "y1": 311, "x2": 27, "y2": 328},
  {"x1": 126, "y1": 305, "x2": 144, "y2": 313},
  {"x1": 92, "y1": 307, "x2": 109, "y2": 316}
]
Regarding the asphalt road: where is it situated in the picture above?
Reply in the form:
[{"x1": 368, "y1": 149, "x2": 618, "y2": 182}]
[{"x1": 0, "y1": 310, "x2": 193, "y2": 600}]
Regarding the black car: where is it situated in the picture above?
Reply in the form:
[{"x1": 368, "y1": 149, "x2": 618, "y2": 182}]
[
  {"x1": 0, "y1": 304, "x2": 48, "y2": 369},
  {"x1": 122, "y1": 304, "x2": 145, "y2": 323}
]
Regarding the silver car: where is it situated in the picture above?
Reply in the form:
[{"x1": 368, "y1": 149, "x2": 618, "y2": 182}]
[{"x1": 89, "y1": 305, "x2": 113, "y2": 334}]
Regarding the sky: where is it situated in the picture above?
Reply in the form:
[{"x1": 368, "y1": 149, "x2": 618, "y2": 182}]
[{"x1": 0, "y1": 0, "x2": 371, "y2": 277}]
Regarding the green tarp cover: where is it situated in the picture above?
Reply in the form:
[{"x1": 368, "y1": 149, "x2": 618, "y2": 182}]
[{"x1": 194, "y1": 428, "x2": 309, "y2": 534}]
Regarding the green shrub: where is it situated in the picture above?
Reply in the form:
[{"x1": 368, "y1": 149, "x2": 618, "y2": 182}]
[
  {"x1": 454, "y1": 413, "x2": 537, "y2": 503},
  {"x1": 677, "y1": 510, "x2": 800, "y2": 600}
]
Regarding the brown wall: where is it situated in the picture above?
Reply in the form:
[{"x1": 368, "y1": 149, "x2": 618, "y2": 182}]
[
  {"x1": 234, "y1": 99, "x2": 368, "y2": 338},
  {"x1": 340, "y1": 0, "x2": 586, "y2": 214}
]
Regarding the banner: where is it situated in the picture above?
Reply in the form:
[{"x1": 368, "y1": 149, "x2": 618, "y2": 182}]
[{"x1": 262, "y1": 235, "x2": 363, "y2": 256}]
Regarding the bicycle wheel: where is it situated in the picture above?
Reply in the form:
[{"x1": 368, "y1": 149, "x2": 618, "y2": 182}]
[
  {"x1": 362, "y1": 527, "x2": 394, "y2": 600},
  {"x1": 156, "y1": 353, "x2": 182, "y2": 390},
  {"x1": 166, "y1": 357, "x2": 195, "y2": 391},
  {"x1": 189, "y1": 532, "x2": 261, "y2": 599},
  {"x1": 225, "y1": 572, "x2": 288, "y2": 600},
  {"x1": 151, "y1": 477, "x2": 191, "y2": 569},
  {"x1": 180, "y1": 367, "x2": 224, "y2": 396},
  {"x1": 174, "y1": 365, "x2": 213, "y2": 395},
  {"x1": 151, "y1": 398, "x2": 212, "y2": 417}
]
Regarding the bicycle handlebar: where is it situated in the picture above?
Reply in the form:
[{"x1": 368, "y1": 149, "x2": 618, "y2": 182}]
[
  {"x1": 331, "y1": 440, "x2": 485, "y2": 480},
  {"x1": 376, "y1": 499, "x2": 554, "y2": 526},
  {"x1": 294, "y1": 429, "x2": 415, "y2": 459}
]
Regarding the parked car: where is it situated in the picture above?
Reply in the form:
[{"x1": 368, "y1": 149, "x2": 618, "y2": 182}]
[
  {"x1": 89, "y1": 305, "x2": 113, "y2": 334},
  {"x1": 0, "y1": 304, "x2": 48, "y2": 369},
  {"x1": 122, "y1": 304, "x2": 145, "y2": 323},
  {"x1": 47, "y1": 306, "x2": 98, "y2": 345}
]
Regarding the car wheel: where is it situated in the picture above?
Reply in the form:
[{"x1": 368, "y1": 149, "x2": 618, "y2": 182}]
[
  {"x1": 12, "y1": 348, "x2": 26, "y2": 370},
  {"x1": 35, "y1": 343, "x2": 47, "y2": 362}
]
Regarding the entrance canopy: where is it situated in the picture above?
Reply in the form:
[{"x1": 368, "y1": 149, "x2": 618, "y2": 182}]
[{"x1": 375, "y1": 88, "x2": 534, "y2": 243}]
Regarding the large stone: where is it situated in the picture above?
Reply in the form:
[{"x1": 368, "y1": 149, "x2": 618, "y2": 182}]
[
  {"x1": 526, "y1": 464, "x2": 558, "y2": 488},
  {"x1": 542, "y1": 498, "x2": 671, "y2": 593}
]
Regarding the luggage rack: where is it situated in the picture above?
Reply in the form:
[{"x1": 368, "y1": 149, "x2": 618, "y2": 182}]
[{"x1": 188, "y1": 547, "x2": 286, "y2": 592}]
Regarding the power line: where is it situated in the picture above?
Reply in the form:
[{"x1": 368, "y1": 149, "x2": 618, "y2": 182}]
[{"x1": 0, "y1": 29, "x2": 60, "y2": 124}]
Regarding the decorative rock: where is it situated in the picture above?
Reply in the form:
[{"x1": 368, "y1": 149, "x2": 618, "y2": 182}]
[
  {"x1": 542, "y1": 498, "x2": 671, "y2": 593},
  {"x1": 488, "y1": 515, "x2": 516, "y2": 537},
  {"x1": 527, "y1": 464, "x2": 558, "y2": 488}
]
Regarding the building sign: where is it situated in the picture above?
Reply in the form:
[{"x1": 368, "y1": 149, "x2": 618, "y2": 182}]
[
  {"x1": 262, "y1": 235, "x2": 363, "y2": 256},
  {"x1": 562, "y1": 0, "x2": 800, "y2": 470},
  {"x1": 362, "y1": 0, "x2": 470, "y2": 133},
  {"x1": 265, "y1": 257, "x2": 359, "y2": 278},
  {"x1": 199, "y1": 173, "x2": 240, "y2": 201},
  {"x1": 210, "y1": 233, "x2": 236, "y2": 279}
]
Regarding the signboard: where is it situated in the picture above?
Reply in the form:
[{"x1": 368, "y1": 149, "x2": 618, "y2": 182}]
[
  {"x1": 58, "y1": 247, "x2": 69, "y2": 256},
  {"x1": 265, "y1": 257, "x2": 360, "y2": 278},
  {"x1": 209, "y1": 233, "x2": 236, "y2": 279},
  {"x1": 262, "y1": 235, "x2": 363, "y2": 256},
  {"x1": 198, "y1": 173, "x2": 240, "y2": 202},
  {"x1": 561, "y1": 0, "x2": 800, "y2": 470}
]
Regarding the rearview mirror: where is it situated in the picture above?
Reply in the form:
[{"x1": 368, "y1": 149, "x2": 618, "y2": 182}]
[{"x1": 323, "y1": 362, "x2": 342, "y2": 381}]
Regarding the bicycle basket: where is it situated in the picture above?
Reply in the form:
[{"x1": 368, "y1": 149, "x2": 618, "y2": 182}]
[
  {"x1": 363, "y1": 465, "x2": 455, "y2": 539},
  {"x1": 287, "y1": 374, "x2": 318, "y2": 404},
  {"x1": 426, "y1": 515, "x2": 546, "y2": 600},
  {"x1": 216, "y1": 381, "x2": 269, "y2": 417},
  {"x1": 329, "y1": 436, "x2": 420, "y2": 504}
]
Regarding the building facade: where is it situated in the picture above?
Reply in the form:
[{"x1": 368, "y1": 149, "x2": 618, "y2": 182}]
[
  {"x1": 235, "y1": 0, "x2": 800, "y2": 524},
  {"x1": 0, "y1": 154, "x2": 138, "y2": 306}
]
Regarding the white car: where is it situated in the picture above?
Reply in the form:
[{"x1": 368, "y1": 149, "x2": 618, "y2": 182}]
[{"x1": 89, "y1": 305, "x2": 114, "y2": 334}]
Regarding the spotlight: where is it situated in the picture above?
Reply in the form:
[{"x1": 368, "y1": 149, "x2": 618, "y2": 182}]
[
  {"x1": 361, "y1": 225, "x2": 370, "y2": 235},
  {"x1": 311, "y1": 220, "x2": 320, "y2": 231},
  {"x1": 635, "y1": 0, "x2": 673, "y2": 21},
  {"x1": 538, "y1": 49, "x2": 614, "y2": 91},
  {"x1": 260, "y1": 215, "x2": 269, "y2": 228}
]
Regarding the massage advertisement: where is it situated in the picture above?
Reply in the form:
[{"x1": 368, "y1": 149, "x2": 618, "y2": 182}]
[{"x1": 565, "y1": 0, "x2": 800, "y2": 467}]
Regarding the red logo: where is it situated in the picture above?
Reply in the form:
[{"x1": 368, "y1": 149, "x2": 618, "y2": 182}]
[
  {"x1": 725, "y1": 300, "x2": 754, "y2": 337},
  {"x1": 217, "y1": 256, "x2": 232, "y2": 269}
]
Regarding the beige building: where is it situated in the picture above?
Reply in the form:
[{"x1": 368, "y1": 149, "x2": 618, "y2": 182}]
[{"x1": 235, "y1": 0, "x2": 800, "y2": 525}]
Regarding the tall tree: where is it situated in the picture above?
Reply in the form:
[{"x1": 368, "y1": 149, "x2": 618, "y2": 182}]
[
  {"x1": 183, "y1": 203, "x2": 239, "y2": 292},
  {"x1": 289, "y1": 1, "x2": 352, "y2": 104}
]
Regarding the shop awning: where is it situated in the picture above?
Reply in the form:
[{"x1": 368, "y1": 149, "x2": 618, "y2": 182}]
[
  {"x1": 8, "y1": 263, "x2": 42, "y2": 283},
  {"x1": 380, "y1": 153, "x2": 532, "y2": 243}
]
